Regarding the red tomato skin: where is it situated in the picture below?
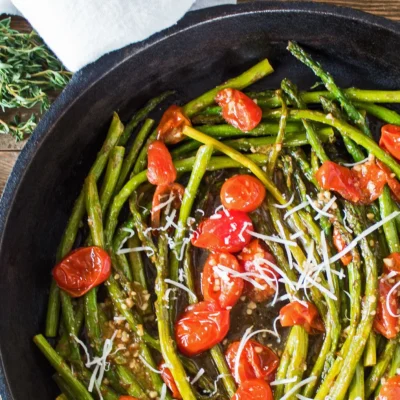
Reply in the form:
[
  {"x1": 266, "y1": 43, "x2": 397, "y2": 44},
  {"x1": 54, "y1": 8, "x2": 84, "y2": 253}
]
[
  {"x1": 175, "y1": 301, "x2": 230, "y2": 356},
  {"x1": 377, "y1": 160, "x2": 400, "y2": 202},
  {"x1": 220, "y1": 175, "x2": 266, "y2": 212},
  {"x1": 147, "y1": 140, "x2": 177, "y2": 186},
  {"x1": 280, "y1": 301, "x2": 325, "y2": 334},
  {"x1": 52, "y1": 247, "x2": 111, "y2": 298},
  {"x1": 225, "y1": 340, "x2": 279, "y2": 385},
  {"x1": 191, "y1": 209, "x2": 254, "y2": 253},
  {"x1": 231, "y1": 379, "x2": 274, "y2": 400},
  {"x1": 332, "y1": 226, "x2": 352, "y2": 266},
  {"x1": 374, "y1": 277, "x2": 399, "y2": 339},
  {"x1": 215, "y1": 89, "x2": 262, "y2": 132},
  {"x1": 157, "y1": 105, "x2": 191, "y2": 144},
  {"x1": 316, "y1": 160, "x2": 387, "y2": 204},
  {"x1": 159, "y1": 362, "x2": 182, "y2": 399},
  {"x1": 202, "y1": 252, "x2": 244, "y2": 309},
  {"x1": 384, "y1": 252, "x2": 400, "y2": 274},
  {"x1": 119, "y1": 397, "x2": 139, "y2": 400},
  {"x1": 378, "y1": 375, "x2": 400, "y2": 400},
  {"x1": 380, "y1": 124, "x2": 400, "y2": 161},
  {"x1": 238, "y1": 239, "x2": 279, "y2": 303},
  {"x1": 316, "y1": 161, "x2": 361, "y2": 202},
  {"x1": 151, "y1": 183, "x2": 185, "y2": 229}
]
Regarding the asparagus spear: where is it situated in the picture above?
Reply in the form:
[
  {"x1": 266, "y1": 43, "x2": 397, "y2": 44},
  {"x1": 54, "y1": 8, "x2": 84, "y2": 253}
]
[
  {"x1": 118, "y1": 91, "x2": 174, "y2": 146},
  {"x1": 46, "y1": 113, "x2": 124, "y2": 338},
  {"x1": 287, "y1": 41, "x2": 371, "y2": 138},
  {"x1": 183, "y1": 59, "x2": 274, "y2": 116},
  {"x1": 282, "y1": 78, "x2": 328, "y2": 162}
]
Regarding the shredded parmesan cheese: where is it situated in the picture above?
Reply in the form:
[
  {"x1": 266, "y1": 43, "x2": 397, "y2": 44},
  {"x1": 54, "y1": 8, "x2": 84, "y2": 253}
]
[
  {"x1": 387, "y1": 280, "x2": 400, "y2": 317},
  {"x1": 342, "y1": 158, "x2": 369, "y2": 167},
  {"x1": 191, "y1": 368, "x2": 205, "y2": 384},
  {"x1": 270, "y1": 376, "x2": 298, "y2": 386},
  {"x1": 247, "y1": 230, "x2": 297, "y2": 247},
  {"x1": 273, "y1": 194, "x2": 295, "y2": 209},
  {"x1": 234, "y1": 327, "x2": 279, "y2": 382},
  {"x1": 138, "y1": 355, "x2": 161, "y2": 374},
  {"x1": 153, "y1": 193, "x2": 176, "y2": 212},
  {"x1": 323, "y1": 211, "x2": 400, "y2": 267},
  {"x1": 306, "y1": 195, "x2": 333, "y2": 220},
  {"x1": 314, "y1": 195, "x2": 337, "y2": 221},
  {"x1": 279, "y1": 376, "x2": 316, "y2": 400},
  {"x1": 165, "y1": 279, "x2": 197, "y2": 300},
  {"x1": 284, "y1": 200, "x2": 309, "y2": 220}
]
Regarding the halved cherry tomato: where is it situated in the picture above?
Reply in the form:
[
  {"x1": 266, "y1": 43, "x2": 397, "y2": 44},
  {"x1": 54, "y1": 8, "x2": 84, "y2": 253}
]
[
  {"x1": 231, "y1": 379, "x2": 273, "y2": 400},
  {"x1": 280, "y1": 301, "x2": 325, "y2": 334},
  {"x1": 202, "y1": 252, "x2": 244, "y2": 309},
  {"x1": 53, "y1": 247, "x2": 111, "y2": 298},
  {"x1": 380, "y1": 124, "x2": 400, "y2": 161},
  {"x1": 191, "y1": 209, "x2": 253, "y2": 253},
  {"x1": 316, "y1": 160, "x2": 387, "y2": 204},
  {"x1": 159, "y1": 362, "x2": 182, "y2": 399},
  {"x1": 175, "y1": 301, "x2": 230, "y2": 356},
  {"x1": 151, "y1": 183, "x2": 185, "y2": 229},
  {"x1": 216, "y1": 89, "x2": 262, "y2": 132},
  {"x1": 157, "y1": 105, "x2": 191, "y2": 144},
  {"x1": 378, "y1": 375, "x2": 400, "y2": 400},
  {"x1": 147, "y1": 140, "x2": 176, "y2": 186},
  {"x1": 377, "y1": 160, "x2": 400, "y2": 202},
  {"x1": 119, "y1": 397, "x2": 139, "y2": 400},
  {"x1": 225, "y1": 340, "x2": 279, "y2": 384},
  {"x1": 332, "y1": 226, "x2": 352, "y2": 266},
  {"x1": 238, "y1": 239, "x2": 279, "y2": 303},
  {"x1": 373, "y1": 277, "x2": 399, "y2": 339},
  {"x1": 220, "y1": 175, "x2": 266, "y2": 212},
  {"x1": 384, "y1": 252, "x2": 400, "y2": 274}
]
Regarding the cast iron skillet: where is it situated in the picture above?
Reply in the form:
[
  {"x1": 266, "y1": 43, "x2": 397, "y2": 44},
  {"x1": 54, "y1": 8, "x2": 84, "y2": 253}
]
[{"x1": 1, "y1": 2, "x2": 400, "y2": 398}]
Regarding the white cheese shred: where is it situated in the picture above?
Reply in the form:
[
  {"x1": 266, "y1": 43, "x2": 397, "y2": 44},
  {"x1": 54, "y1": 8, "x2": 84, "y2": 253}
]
[
  {"x1": 116, "y1": 246, "x2": 155, "y2": 256},
  {"x1": 191, "y1": 368, "x2": 205, "y2": 385},
  {"x1": 273, "y1": 194, "x2": 295, "y2": 209},
  {"x1": 234, "y1": 327, "x2": 279, "y2": 383},
  {"x1": 325, "y1": 211, "x2": 400, "y2": 267},
  {"x1": 165, "y1": 279, "x2": 197, "y2": 301},
  {"x1": 270, "y1": 376, "x2": 298, "y2": 386},
  {"x1": 314, "y1": 195, "x2": 337, "y2": 221},
  {"x1": 153, "y1": 193, "x2": 176, "y2": 212},
  {"x1": 387, "y1": 279, "x2": 400, "y2": 317},
  {"x1": 306, "y1": 194, "x2": 333, "y2": 220},
  {"x1": 279, "y1": 376, "x2": 316, "y2": 400},
  {"x1": 138, "y1": 355, "x2": 162, "y2": 374},
  {"x1": 342, "y1": 158, "x2": 369, "y2": 167},
  {"x1": 160, "y1": 383, "x2": 167, "y2": 400},
  {"x1": 284, "y1": 200, "x2": 309, "y2": 220},
  {"x1": 247, "y1": 230, "x2": 297, "y2": 247}
]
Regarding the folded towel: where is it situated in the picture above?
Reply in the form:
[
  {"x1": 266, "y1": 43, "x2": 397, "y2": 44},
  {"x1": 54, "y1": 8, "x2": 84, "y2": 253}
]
[{"x1": 2, "y1": 0, "x2": 236, "y2": 71}]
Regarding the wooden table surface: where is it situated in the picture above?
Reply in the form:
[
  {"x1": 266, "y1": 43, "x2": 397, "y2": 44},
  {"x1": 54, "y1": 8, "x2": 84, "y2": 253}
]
[{"x1": 1, "y1": 0, "x2": 400, "y2": 195}]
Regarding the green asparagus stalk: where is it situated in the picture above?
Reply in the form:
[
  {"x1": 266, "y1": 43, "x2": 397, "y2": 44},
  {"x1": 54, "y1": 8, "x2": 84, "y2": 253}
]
[
  {"x1": 116, "y1": 119, "x2": 154, "y2": 193},
  {"x1": 34, "y1": 335, "x2": 94, "y2": 400},
  {"x1": 183, "y1": 59, "x2": 274, "y2": 116},
  {"x1": 118, "y1": 91, "x2": 174, "y2": 146},
  {"x1": 267, "y1": 90, "x2": 287, "y2": 176},
  {"x1": 99, "y1": 146, "x2": 125, "y2": 215},
  {"x1": 287, "y1": 41, "x2": 371, "y2": 137},
  {"x1": 45, "y1": 113, "x2": 123, "y2": 338},
  {"x1": 282, "y1": 78, "x2": 328, "y2": 162}
]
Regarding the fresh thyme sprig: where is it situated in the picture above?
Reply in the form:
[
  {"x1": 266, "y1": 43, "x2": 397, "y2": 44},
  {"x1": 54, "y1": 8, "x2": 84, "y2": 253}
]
[{"x1": 0, "y1": 17, "x2": 71, "y2": 140}]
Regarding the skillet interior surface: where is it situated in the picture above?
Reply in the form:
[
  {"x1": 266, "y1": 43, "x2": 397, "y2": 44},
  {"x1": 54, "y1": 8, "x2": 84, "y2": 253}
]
[{"x1": 1, "y1": 2, "x2": 400, "y2": 398}]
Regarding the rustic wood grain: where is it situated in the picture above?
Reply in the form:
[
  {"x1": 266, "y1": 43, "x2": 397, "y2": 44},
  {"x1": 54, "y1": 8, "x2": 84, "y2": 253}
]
[
  {"x1": 0, "y1": 152, "x2": 19, "y2": 194},
  {"x1": 1, "y1": 1, "x2": 400, "y2": 195}
]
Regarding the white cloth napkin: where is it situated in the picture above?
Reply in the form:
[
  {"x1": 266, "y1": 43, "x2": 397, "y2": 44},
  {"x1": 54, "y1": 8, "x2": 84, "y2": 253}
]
[{"x1": 2, "y1": 0, "x2": 236, "y2": 72}]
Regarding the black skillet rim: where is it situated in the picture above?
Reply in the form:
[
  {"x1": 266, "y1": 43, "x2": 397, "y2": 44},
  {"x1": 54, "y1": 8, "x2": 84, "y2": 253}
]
[{"x1": 1, "y1": 1, "x2": 400, "y2": 398}]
